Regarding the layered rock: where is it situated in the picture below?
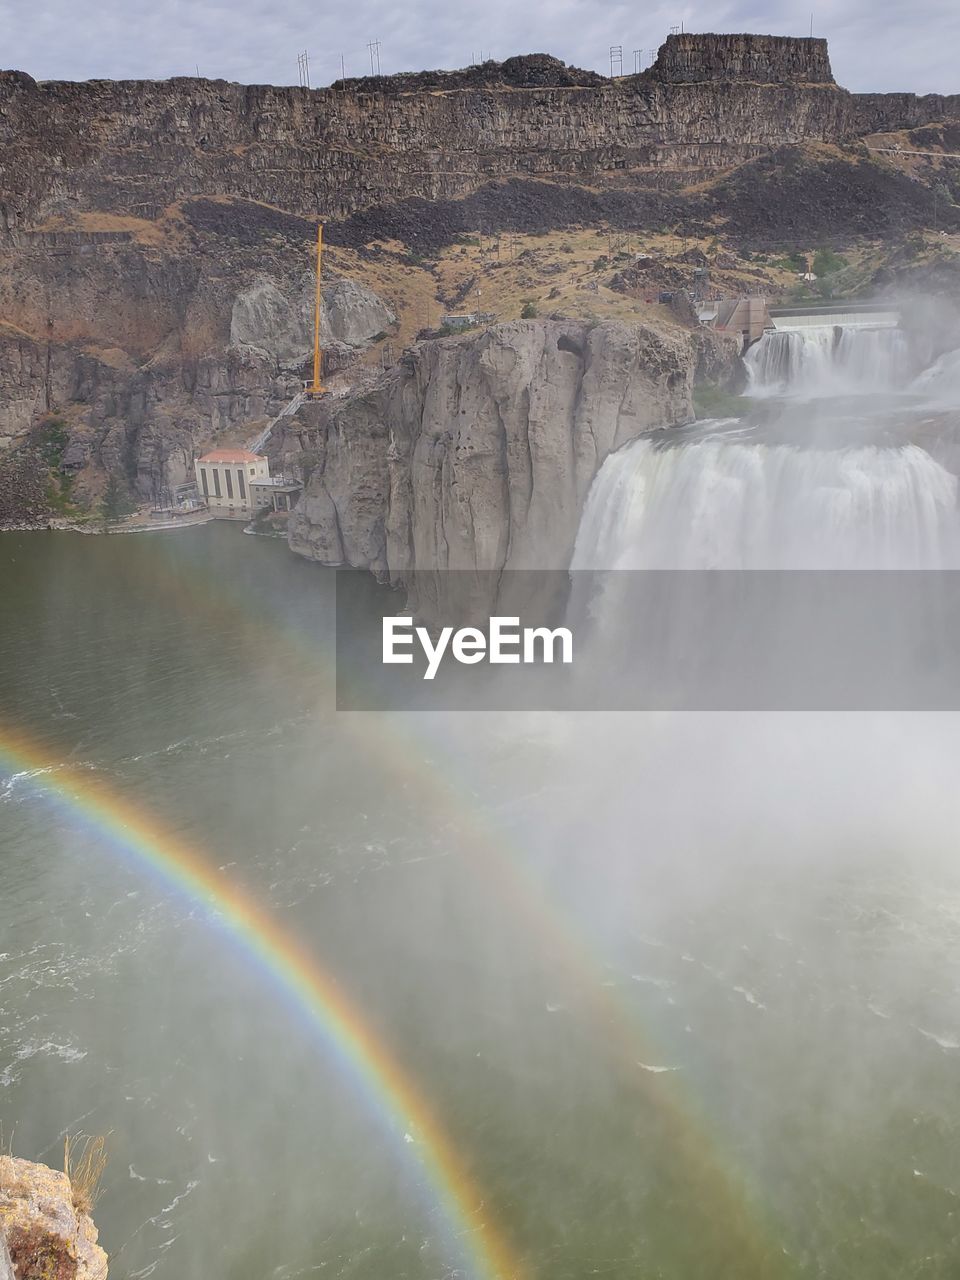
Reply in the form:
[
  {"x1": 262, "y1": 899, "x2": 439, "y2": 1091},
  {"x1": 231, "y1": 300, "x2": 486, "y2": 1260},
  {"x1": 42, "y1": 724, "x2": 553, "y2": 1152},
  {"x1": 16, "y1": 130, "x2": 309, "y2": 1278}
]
[
  {"x1": 2, "y1": 37, "x2": 958, "y2": 235},
  {"x1": 287, "y1": 319, "x2": 739, "y2": 615},
  {"x1": 0, "y1": 215, "x2": 393, "y2": 506},
  {"x1": 0, "y1": 34, "x2": 957, "y2": 522},
  {"x1": 650, "y1": 33, "x2": 834, "y2": 85},
  {"x1": 0, "y1": 1154, "x2": 107, "y2": 1279}
]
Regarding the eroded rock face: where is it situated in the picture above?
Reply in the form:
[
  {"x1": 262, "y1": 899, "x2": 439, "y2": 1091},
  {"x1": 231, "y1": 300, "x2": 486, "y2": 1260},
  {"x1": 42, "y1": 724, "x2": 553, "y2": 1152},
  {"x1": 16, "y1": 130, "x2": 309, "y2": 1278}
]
[
  {"x1": 650, "y1": 33, "x2": 834, "y2": 85},
  {"x1": 0, "y1": 1155, "x2": 107, "y2": 1280},
  {"x1": 2, "y1": 38, "x2": 957, "y2": 233},
  {"x1": 322, "y1": 280, "x2": 395, "y2": 348},
  {"x1": 230, "y1": 276, "x2": 394, "y2": 365},
  {"x1": 287, "y1": 319, "x2": 738, "y2": 618}
]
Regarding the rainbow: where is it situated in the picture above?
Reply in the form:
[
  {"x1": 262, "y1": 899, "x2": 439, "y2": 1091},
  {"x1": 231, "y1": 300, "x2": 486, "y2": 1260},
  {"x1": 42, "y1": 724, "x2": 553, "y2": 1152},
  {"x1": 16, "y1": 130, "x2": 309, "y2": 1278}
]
[
  {"x1": 0, "y1": 721, "x2": 523, "y2": 1280},
  {"x1": 7, "y1": 530, "x2": 786, "y2": 1272}
]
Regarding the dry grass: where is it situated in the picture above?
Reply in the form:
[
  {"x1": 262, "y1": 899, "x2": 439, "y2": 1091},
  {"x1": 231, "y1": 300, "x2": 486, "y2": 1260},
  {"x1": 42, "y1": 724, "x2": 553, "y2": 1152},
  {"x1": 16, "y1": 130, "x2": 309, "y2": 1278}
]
[{"x1": 63, "y1": 1135, "x2": 108, "y2": 1215}]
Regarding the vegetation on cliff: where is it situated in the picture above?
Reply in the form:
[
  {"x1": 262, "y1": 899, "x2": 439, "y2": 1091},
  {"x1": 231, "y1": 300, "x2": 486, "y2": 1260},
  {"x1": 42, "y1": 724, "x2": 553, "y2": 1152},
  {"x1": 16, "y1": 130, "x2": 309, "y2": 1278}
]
[{"x1": 0, "y1": 1145, "x2": 108, "y2": 1280}]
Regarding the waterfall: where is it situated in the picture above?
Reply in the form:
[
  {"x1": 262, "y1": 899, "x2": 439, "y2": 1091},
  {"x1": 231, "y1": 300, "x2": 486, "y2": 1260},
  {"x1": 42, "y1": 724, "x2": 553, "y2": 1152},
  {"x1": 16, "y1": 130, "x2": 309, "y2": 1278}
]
[
  {"x1": 568, "y1": 435, "x2": 960, "y2": 707},
  {"x1": 745, "y1": 326, "x2": 912, "y2": 395},
  {"x1": 566, "y1": 327, "x2": 960, "y2": 706},
  {"x1": 910, "y1": 346, "x2": 960, "y2": 402},
  {"x1": 571, "y1": 438, "x2": 960, "y2": 571}
]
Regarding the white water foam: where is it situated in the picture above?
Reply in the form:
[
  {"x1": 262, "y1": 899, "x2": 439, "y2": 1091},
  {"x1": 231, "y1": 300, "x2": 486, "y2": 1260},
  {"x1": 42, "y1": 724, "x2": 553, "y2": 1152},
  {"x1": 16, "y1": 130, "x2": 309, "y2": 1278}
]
[
  {"x1": 572, "y1": 437, "x2": 960, "y2": 572},
  {"x1": 745, "y1": 325, "x2": 913, "y2": 396}
]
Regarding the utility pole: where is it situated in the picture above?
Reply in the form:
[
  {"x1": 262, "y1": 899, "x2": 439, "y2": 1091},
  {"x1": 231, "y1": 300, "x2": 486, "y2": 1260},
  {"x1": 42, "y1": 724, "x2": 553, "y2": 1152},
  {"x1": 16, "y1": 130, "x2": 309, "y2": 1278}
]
[
  {"x1": 340, "y1": 53, "x2": 345, "y2": 83},
  {"x1": 609, "y1": 44, "x2": 623, "y2": 78},
  {"x1": 367, "y1": 39, "x2": 381, "y2": 75},
  {"x1": 297, "y1": 50, "x2": 310, "y2": 88}
]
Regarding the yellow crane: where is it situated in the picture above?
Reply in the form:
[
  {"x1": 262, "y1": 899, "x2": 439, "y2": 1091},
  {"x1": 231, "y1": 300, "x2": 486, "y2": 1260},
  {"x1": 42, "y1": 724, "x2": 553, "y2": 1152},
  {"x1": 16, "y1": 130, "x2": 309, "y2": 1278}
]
[{"x1": 309, "y1": 222, "x2": 325, "y2": 396}]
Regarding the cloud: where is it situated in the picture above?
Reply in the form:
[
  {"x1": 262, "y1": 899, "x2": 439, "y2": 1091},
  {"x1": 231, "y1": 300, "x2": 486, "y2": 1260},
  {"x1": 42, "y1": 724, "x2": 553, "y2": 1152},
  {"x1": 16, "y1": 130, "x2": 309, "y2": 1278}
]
[{"x1": 1, "y1": 0, "x2": 957, "y2": 93}]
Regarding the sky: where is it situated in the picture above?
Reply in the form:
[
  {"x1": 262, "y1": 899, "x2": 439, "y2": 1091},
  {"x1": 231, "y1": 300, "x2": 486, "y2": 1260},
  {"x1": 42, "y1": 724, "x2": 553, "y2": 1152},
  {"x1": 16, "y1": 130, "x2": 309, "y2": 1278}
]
[{"x1": 1, "y1": 0, "x2": 958, "y2": 95}]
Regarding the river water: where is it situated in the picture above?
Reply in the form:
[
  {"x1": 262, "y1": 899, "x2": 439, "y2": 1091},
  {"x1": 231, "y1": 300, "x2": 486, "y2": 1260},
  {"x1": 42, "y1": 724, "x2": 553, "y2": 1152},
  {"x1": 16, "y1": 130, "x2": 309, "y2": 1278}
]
[{"x1": 5, "y1": 328, "x2": 960, "y2": 1278}]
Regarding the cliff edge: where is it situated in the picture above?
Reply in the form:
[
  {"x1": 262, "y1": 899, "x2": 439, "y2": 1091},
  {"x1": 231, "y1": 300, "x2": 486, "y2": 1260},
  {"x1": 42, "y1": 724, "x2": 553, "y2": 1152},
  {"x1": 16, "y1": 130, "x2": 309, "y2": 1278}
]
[
  {"x1": 649, "y1": 33, "x2": 834, "y2": 85},
  {"x1": 0, "y1": 1154, "x2": 107, "y2": 1279},
  {"x1": 286, "y1": 318, "x2": 739, "y2": 617}
]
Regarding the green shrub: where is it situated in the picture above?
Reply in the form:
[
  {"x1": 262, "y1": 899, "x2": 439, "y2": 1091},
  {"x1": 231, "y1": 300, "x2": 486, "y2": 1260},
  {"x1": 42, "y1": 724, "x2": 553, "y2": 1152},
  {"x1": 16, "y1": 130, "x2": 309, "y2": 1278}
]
[
  {"x1": 520, "y1": 300, "x2": 538, "y2": 319},
  {"x1": 99, "y1": 473, "x2": 137, "y2": 530},
  {"x1": 812, "y1": 247, "x2": 847, "y2": 277}
]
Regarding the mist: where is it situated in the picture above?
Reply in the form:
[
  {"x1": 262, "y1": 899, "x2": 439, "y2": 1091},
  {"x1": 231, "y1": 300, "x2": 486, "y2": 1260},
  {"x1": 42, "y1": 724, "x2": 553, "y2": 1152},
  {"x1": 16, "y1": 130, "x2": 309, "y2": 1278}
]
[{"x1": 6, "y1": 304, "x2": 960, "y2": 1278}]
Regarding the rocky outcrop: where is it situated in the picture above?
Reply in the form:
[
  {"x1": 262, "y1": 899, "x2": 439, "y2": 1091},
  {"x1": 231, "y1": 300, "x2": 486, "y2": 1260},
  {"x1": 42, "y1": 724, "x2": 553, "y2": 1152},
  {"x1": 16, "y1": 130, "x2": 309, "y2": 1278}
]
[
  {"x1": 336, "y1": 53, "x2": 605, "y2": 93},
  {"x1": 650, "y1": 33, "x2": 834, "y2": 85},
  {"x1": 287, "y1": 318, "x2": 739, "y2": 616},
  {"x1": 231, "y1": 276, "x2": 395, "y2": 364},
  {"x1": 0, "y1": 1154, "x2": 107, "y2": 1279}
]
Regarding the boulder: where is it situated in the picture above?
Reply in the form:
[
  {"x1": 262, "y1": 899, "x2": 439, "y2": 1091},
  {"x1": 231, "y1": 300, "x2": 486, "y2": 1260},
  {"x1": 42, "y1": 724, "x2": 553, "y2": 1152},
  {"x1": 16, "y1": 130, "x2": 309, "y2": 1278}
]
[
  {"x1": 0, "y1": 1154, "x2": 107, "y2": 1280},
  {"x1": 230, "y1": 275, "x2": 394, "y2": 366}
]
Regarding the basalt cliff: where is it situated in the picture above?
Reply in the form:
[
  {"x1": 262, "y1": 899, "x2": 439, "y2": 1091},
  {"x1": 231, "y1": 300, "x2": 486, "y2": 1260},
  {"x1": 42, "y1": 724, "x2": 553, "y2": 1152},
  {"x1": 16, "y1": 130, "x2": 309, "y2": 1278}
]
[
  {"x1": 287, "y1": 318, "x2": 737, "y2": 616},
  {"x1": 0, "y1": 33, "x2": 959, "y2": 541}
]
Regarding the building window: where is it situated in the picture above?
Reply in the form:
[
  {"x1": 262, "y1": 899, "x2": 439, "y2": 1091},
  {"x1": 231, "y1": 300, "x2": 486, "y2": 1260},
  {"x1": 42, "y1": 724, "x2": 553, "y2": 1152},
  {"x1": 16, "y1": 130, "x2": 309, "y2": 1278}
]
[
  {"x1": 212, "y1": 469, "x2": 221, "y2": 498},
  {"x1": 200, "y1": 468, "x2": 209, "y2": 497},
  {"x1": 237, "y1": 470, "x2": 246, "y2": 500},
  {"x1": 225, "y1": 469, "x2": 234, "y2": 499}
]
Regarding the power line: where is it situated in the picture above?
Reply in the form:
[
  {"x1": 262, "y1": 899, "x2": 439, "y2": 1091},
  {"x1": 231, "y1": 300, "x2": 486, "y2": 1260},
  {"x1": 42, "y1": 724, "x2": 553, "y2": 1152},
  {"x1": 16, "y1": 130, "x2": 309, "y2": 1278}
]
[
  {"x1": 609, "y1": 44, "x2": 622, "y2": 78},
  {"x1": 297, "y1": 50, "x2": 310, "y2": 88},
  {"x1": 367, "y1": 39, "x2": 381, "y2": 76}
]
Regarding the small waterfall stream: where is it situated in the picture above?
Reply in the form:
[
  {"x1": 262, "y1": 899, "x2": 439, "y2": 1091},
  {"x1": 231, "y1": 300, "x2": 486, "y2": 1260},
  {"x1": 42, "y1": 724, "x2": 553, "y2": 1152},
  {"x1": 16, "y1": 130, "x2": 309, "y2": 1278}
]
[{"x1": 744, "y1": 325, "x2": 912, "y2": 395}]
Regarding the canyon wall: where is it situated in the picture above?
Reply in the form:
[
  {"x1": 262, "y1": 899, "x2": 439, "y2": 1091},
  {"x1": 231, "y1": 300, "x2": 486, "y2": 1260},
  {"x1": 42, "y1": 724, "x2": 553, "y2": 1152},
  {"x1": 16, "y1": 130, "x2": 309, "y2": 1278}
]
[
  {"x1": 0, "y1": 33, "x2": 957, "y2": 522},
  {"x1": 287, "y1": 318, "x2": 738, "y2": 616},
  {"x1": 2, "y1": 37, "x2": 958, "y2": 234}
]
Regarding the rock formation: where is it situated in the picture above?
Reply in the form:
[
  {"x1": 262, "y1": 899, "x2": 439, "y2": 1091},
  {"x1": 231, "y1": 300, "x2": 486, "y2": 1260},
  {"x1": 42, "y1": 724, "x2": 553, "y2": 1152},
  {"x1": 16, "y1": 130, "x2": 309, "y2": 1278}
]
[
  {"x1": 0, "y1": 1154, "x2": 107, "y2": 1279},
  {"x1": 231, "y1": 277, "x2": 395, "y2": 365},
  {"x1": 1, "y1": 36, "x2": 957, "y2": 233},
  {"x1": 649, "y1": 34, "x2": 835, "y2": 85},
  {"x1": 287, "y1": 318, "x2": 739, "y2": 616},
  {"x1": 0, "y1": 33, "x2": 957, "y2": 520}
]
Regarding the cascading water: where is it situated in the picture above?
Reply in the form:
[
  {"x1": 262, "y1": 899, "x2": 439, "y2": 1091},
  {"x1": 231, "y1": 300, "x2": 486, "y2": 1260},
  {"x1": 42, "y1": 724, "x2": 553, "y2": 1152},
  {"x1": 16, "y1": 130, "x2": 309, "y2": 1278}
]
[
  {"x1": 575, "y1": 315, "x2": 960, "y2": 574},
  {"x1": 745, "y1": 324, "x2": 912, "y2": 395},
  {"x1": 571, "y1": 437, "x2": 960, "y2": 571},
  {"x1": 570, "y1": 326, "x2": 960, "y2": 700}
]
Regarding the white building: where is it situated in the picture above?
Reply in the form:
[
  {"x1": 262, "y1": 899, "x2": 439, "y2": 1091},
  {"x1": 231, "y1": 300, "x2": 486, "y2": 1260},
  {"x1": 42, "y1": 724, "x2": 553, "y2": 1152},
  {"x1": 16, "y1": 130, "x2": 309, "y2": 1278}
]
[{"x1": 194, "y1": 449, "x2": 269, "y2": 518}]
